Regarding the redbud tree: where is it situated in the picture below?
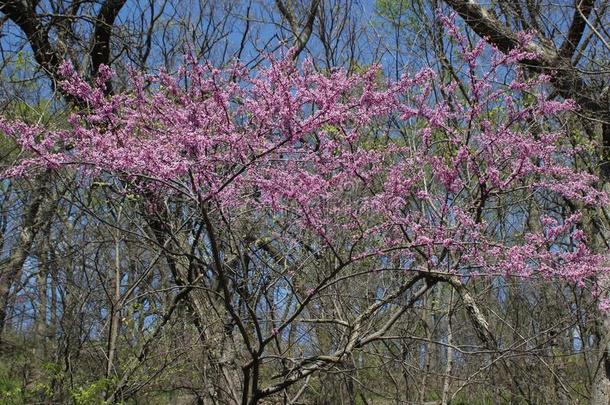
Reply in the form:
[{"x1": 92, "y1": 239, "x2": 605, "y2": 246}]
[{"x1": 1, "y1": 13, "x2": 607, "y2": 403}]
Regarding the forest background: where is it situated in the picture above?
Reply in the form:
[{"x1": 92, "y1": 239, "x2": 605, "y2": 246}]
[{"x1": 0, "y1": 1, "x2": 609, "y2": 404}]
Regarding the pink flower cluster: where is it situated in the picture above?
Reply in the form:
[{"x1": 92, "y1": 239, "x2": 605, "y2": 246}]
[{"x1": 1, "y1": 15, "x2": 607, "y2": 292}]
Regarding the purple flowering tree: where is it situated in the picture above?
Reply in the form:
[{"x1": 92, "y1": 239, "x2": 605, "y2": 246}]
[{"x1": 1, "y1": 13, "x2": 607, "y2": 404}]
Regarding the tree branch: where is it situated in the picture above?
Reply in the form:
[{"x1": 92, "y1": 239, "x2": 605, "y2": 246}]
[
  {"x1": 559, "y1": 0, "x2": 595, "y2": 58},
  {"x1": 442, "y1": 0, "x2": 602, "y2": 110},
  {"x1": 91, "y1": 0, "x2": 127, "y2": 84},
  {"x1": 443, "y1": 0, "x2": 609, "y2": 180},
  {"x1": 0, "y1": 1, "x2": 60, "y2": 75},
  {"x1": 275, "y1": 0, "x2": 320, "y2": 58}
]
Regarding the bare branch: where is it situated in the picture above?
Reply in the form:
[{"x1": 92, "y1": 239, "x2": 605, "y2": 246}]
[{"x1": 275, "y1": 0, "x2": 320, "y2": 58}]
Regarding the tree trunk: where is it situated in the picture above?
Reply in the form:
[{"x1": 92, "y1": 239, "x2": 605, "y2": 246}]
[
  {"x1": 441, "y1": 290, "x2": 454, "y2": 405},
  {"x1": 0, "y1": 179, "x2": 56, "y2": 342},
  {"x1": 591, "y1": 284, "x2": 610, "y2": 405}
]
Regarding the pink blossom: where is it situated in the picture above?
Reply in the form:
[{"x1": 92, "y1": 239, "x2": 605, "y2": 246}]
[{"x1": 2, "y1": 16, "x2": 607, "y2": 294}]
